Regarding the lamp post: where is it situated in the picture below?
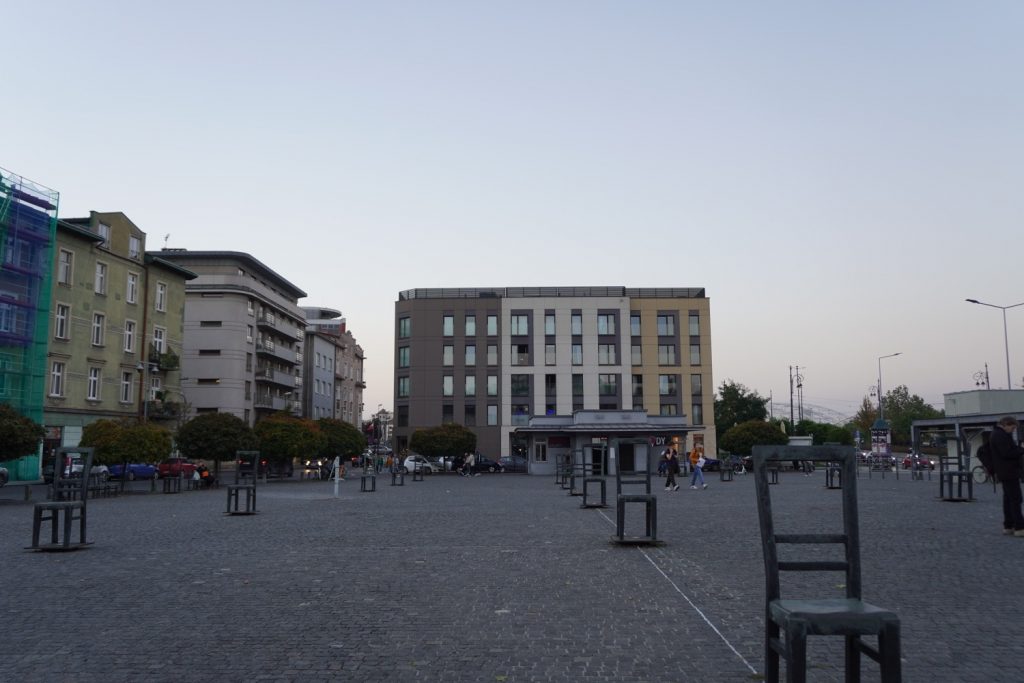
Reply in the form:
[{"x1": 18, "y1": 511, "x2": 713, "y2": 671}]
[
  {"x1": 877, "y1": 353, "x2": 902, "y2": 422},
  {"x1": 966, "y1": 299, "x2": 1024, "y2": 389},
  {"x1": 974, "y1": 364, "x2": 990, "y2": 390},
  {"x1": 136, "y1": 361, "x2": 158, "y2": 422}
]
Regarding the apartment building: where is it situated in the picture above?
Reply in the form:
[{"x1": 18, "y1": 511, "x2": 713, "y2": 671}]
[
  {"x1": 158, "y1": 250, "x2": 305, "y2": 425},
  {"x1": 44, "y1": 212, "x2": 194, "y2": 452},
  {"x1": 393, "y1": 287, "x2": 715, "y2": 462},
  {"x1": 301, "y1": 306, "x2": 365, "y2": 427}
]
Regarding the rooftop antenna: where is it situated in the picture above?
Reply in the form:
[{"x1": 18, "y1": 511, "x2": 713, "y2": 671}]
[{"x1": 163, "y1": 233, "x2": 170, "y2": 249}]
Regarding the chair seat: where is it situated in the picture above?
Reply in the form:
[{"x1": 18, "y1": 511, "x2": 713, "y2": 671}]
[
  {"x1": 35, "y1": 501, "x2": 85, "y2": 511},
  {"x1": 770, "y1": 598, "x2": 898, "y2": 635}
]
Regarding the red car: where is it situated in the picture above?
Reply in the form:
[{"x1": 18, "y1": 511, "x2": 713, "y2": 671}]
[
  {"x1": 902, "y1": 454, "x2": 935, "y2": 470},
  {"x1": 158, "y1": 457, "x2": 197, "y2": 478}
]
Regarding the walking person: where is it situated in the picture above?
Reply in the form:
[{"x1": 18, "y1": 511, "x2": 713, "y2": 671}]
[
  {"x1": 689, "y1": 445, "x2": 707, "y2": 489},
  {"x1": 990, "y1": 416, "x2": 1024, "y2": 536},
  {"x1": 664, "y1": 450, "x2": 680, "y2": 491}
]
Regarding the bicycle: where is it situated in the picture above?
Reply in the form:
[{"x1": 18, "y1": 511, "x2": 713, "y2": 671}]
[{"x1": 727, "y1": 455, "x2": 747, "y2": 475}]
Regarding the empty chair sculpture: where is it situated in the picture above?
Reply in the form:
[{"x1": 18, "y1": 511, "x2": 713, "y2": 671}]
[
  {"x1": 752, "y1": 444, "x2": 901, "y2": 683},
  {"x1": 31, "y1": 447, "x2": 95, "y2": 551},
  {"x1": 226, "y1": 450, "x2": 258, "y2": 515}
]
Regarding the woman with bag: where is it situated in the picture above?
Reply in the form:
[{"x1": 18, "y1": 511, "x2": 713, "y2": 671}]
[{"x1": 689, "y1": 445, "x2": 707, "y2": 490}]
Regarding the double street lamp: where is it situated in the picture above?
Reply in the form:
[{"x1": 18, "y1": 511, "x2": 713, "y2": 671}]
[
  {"x1": 877, "y1": 352, "x2": 902, "y2": 422},
  {"x1": 966, "y1": 298, "x2": 1024, "y2": 390}
]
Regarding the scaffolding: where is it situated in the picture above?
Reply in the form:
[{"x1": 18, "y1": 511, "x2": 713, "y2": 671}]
[{"x1": 0, "y1": 166, "x2": 58, "y2": 482}]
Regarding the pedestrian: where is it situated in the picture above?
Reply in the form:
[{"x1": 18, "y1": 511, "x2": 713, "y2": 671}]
[
  {"x1": 464, "y1": 452, "x2": 476, "y2": 477},
  {"x1": 658, "y1": 450, "x2": 668, "y2": 478},
  {"x1": 689, "y1": 445, "x2": 707, "y2": 489},
  {"x1": 664, "y1": 449, "x2": 680, "y2": 491},
  {"x1": 990, "y1": 416, "x2": 1024, "y2": 536}
]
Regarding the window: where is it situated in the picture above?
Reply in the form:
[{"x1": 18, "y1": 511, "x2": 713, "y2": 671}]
[
  {"x1": 398, "y1": 347, "x2": 410, "y2": 368},
  {"x1": 690, "y1": 343, "x2": 701, "y2": 365},
  {"x1": 442, "y1": 315, "x2": 454, "y2": 336},
  {"x1": 487, "y1": 345, "x2": 498, "y2": 365},
  {"x1": 572, "y1": 374, "x2": 584, "y2": 396},
  {"x1": 534, "y1": 443, "x2": 548, "y2": 462},
  {"x1": 126, "y1": 272, "x2": 139, "y2": 304},
  {"x1": 660, "y1": 403, "x2": 678, "y2": 416},
  {"x1": 571, "y1": 313, "x2": 582, "y2": 335},
  {"x1": 487, "y1": 405, "x2": 498, "y2": 426},
  {"x1": 442, "y1": 345, "x2": 454, "y2": 366},
  {"x1": 94, "y1": 262, "x2": 107, "y2": 294},
  {"x1": 153, "y1": 327, "x2": 166, "y2": 353},
  {"x1": 659, "y1": 375, "x2": 678, "y2": 396},
  {"x1": 465, "y1": 375, "x2": 476, "y2": 396},
  {"x1": 87, "y1": 367, "x2": 101, "y2": 400},
  {"x1": 129, "y1": 236, "x2": 141, "y2": 259},
  {"x1": 464, "y1": 404, "x2": 476, "y2": 426},
  {"x1": 689, "y1": 312, "x2": 700, "y2": 337},
  {"x1": 58, "y1": 249, "x2": 73, "y2": 285},
  {"x1": 246, "y1": 325, "x2": 254, "y2": 343},
  {"x1": 599, "y1": 374, "x2": 618, "y2": 396},
  {"x1": 442, "y1": 375, "x2": 453, "y2": 397},
  {"x1": 511, "y1": 343, "x2": 529, "y2": 366},
  {"x1": 544, "y1": 314, "x2": 556, "y2": 335},
  {"x1": 54, "y1": 304, "x2": 70, "y2": 339},
  {"x1": 657, "y1": 315, "x2": 675, "y2": 336},
  {"x1": 598, "y1": 344, "x2": 617, "y2": 365},
  {"x1": 442, "y1": 404, "x2": 454, "y2": 424},
  {"x1": 155, "y1": 282, "x2": 167, "y2": 312},
  {"x1": 398, "y1": 317, "x2": 411, "y2": 338},
  {"x1": 150, "y1": 376, "x2": 162, "y2": 401},
  {"x1": 632, "y1": 374, "x2": 643, "y2": 397},
  {"x1": 199, "y1": 349, "x2": 221, "y2": 356},
  {"x1": 398, "y1": 377, "x2": 410, "y2": 397},
  {"x1": 487, "y1": 375, "x2": 498, "y2": 396},
  {"x1": 124, "y1": 320, "x2": 136, "y2": 352},
  {"x1": 487, "y1": 315, "x2": 498, "y2": 335},
  {"x1": 247, "y1": 299, "x2": 255, "y2": 316},
  {"x1": 691, "y1": 374, "x2": 703, "y2": 396},
  {"x1": 397, "y1": 405, "x2": 409, "y2": 427},
  {"x1": 658, "y1": 345, "x2": 676, "y2": 365},
  {"x1": 465, "y1": 315, "x2": 476, "y2": 336},
  {"x1": 512, "y1": 404, "x2": 530, "y2": 426},
  {"x1": 597, "y1": 314, "x2": 616, "y2": 335},
  {"x1": 465, "y1": 344, "x2": 476, "y2": 366},
  {"x1": 200, "y1": 321, "x2": 222, "y2": 327},
  {"x1": 545, "y1": 374, "x2": 556, "y2": 395},
  {"x1": 120, "y1": 371, "x2": 133, "y2": 403},
  {"x1": 510, "y1": 314, "x2": 529, "y2": 335},
  {"x1": 97, "y1": 222, "x2": 110, "y2": 245},
  {"x1": 92, "y1": 313, "x2": 105, "y2": 346},
  {"x1": 692, "y1": 404, "x2": 704, "y2": 424},
  {"x1": 49, "y1": 361, "x2": 66, "y2": 396},
  {"x1": 571, "y1": 344, "x2": 583, "y2": 365},
  {"x1": 630, "y1": 314, "x2": 641, "y2": 336},
  {"x1": 545, "y1": 343, "x2": 556, "y2": 365},
  {"x1": 631, "y1": 345, "x2": 641, "y2": 365},
  {"x1": 511, "y1": 374, "x2": 530, "y2": 397}
]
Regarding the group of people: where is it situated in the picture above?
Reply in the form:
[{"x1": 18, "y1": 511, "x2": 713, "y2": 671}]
[
  {"x1": 660, "y1": 445, "x2": 708, "y2": 491},
  {"x1": 453, "y1": 452, "x2": 481, "y2": 476}
]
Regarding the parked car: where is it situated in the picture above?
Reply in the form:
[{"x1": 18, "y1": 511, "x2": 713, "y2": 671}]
[
  {"x1": 471, "y1": 456, "x2": 504, "y2": 474},
  {"x1": 402, "y1": 455, "x2": 438, "y2": 474},
  {"x1": 108, "y1": 463, "x2": 159, "y2": 480},
  {"x1": 700, "y1": 456, "x2": 721, "y2": 472},
  {"x1": 499, "y1": 455, "x2": 528, "y2": 473},
  {"x1": 64, "y1": 455, "x2": 109, "y2": 481},
  {"x1": 158, "y1": 458, "x2": 197, "y2": 479},
  {"x1": 902, "y1": 454, "x2": 935, "y2": 470},
  {"x1": 237, "y1": 456, "x2": 294, "y2": 478}
]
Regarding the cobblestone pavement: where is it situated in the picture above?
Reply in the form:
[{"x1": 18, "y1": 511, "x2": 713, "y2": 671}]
[{"x1": 1, "y1": 468, "x2": 1021, "y2": 682}]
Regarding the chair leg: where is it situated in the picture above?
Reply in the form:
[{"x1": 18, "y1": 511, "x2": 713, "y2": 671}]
[
  {"x1": 79, "y1": 506, "x2": 87, "y2": 544},
  {"x1": 62, "y1": 509, "x2": 73, "y2": 548},
  {"x1": 765, "y1": 621, "x2": 781, "y2": 683},
  {"x1": 879, "y1": 621, "x2": 902, "y2": 683},
  {"x1": 31, "y1": 508, "x2": 42, "y2": 548},
  {"x1": 785, "y1": 622, "x2": 807, "y2": 683},
  {"x1": 845, "y1": 635, "x2": 860, "y2": 683}
]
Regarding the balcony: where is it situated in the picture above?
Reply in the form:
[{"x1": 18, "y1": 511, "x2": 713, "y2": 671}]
[
  {"x1": 256, "y1": 310, "x2": 302, "y2": 342},
  {"x1": 149, "y1": 344, "x2": 180, "y2": 371},
  {"x1": 255, "y1": 339, "x2": 298, "y2": 365},
  {"x1": 146, "y1": 400, "x2": 182, "y2": 420},
  {"x1": 255, "y1": 365, "x2": 294, "y2": 389},
  {"x1": 254, "y1": 395, "x2": 294, "y2": 412}
]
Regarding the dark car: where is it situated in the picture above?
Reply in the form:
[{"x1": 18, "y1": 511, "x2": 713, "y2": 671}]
[
  {"x1": 499, "y1": 455, "x2": 528, "y2": 473},
  {"x1": 157, "y1": 458, "x2": 197, "y2": 479},
  {"x1": 701, "y1": 456, "x2": 721, "y2": 472},
  {"x1": 238, "y1": 456, "x2": 294, "y2": 478},
  {"x1": 109, "y1": 463, "x2": 159, "y2": 480},
  {"x1": 471, "y1": 456, "x2": 504, "y2": 473},
  {"x1": 902, "y1": 454, "x2": 935, "y2": 470}
]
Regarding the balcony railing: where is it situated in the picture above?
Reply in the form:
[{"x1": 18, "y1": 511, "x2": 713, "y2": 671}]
[
  {"x1": 146, "y1": 400, "x2": 182, "y2": 420},
  {"x1": 149, "y1": 344, "x2": 180, "y2": 371}
]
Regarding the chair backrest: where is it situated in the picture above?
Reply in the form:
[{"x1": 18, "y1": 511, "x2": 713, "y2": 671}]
[
  {"x1": 55, "y1": 447, "x2": 94, "y2": 502},
  {"x1": 236, "y1": 450, "x2": 260, "y2": 485},
  {"x1": 752, "y1": 445, "x2": 860, "y2": 603}
]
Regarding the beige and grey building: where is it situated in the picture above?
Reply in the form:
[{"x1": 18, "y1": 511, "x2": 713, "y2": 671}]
[{"x1": 393, "y1": 287, "x2": 715, "y2": 463}]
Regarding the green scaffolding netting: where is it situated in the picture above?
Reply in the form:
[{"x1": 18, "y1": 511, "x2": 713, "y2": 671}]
[{"x1": 0, "y1": 167, "x2": 58, "y2": 481}]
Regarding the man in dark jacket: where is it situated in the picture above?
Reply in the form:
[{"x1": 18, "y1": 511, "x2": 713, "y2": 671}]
[{"x1": 990, "y1": 416, "x2": 1024, "y2": 536}]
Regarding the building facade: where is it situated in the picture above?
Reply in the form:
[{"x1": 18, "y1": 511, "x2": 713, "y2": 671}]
[
  {"x1": 43, "y1": 212, "x2": 193, "y2": 453},
  {"x1": 393, "y1": 287, "x2": 715, "y2": 461},
  {"x1": 158, "y1": 250, "x2": 305, "y2": 425},
  {"x1": 302, "y1": 306, "x2": 365, "y2": 427}
]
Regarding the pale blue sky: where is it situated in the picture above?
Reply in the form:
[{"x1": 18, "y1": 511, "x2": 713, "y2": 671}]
[{"x1": 5, "y1": 1, "x2": 1023, "y2": 419}]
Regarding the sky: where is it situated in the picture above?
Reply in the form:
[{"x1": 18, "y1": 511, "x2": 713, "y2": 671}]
[{"x1": 5, "y1": 1, "x2": 1023, "y2": 422}]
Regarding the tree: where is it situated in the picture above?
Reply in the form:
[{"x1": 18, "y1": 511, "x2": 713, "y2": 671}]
[
  {"x1": 316, "y1": 419, "x2": 366, "y2": 459},
  {"x1": 719, "y1": 420, "x2": 789, "y2": 456},
  {"x1": 409, "y1": 423, "x2": 477, "y2": 459},
  {"x1": 794, "y1": 419, "x2": 854, "y2": 446},
  {"x1": 255, "y1": 415, "x2": 326, "y2": 464},
  {"x1": 176, "y1": 413, "x2": 257, "y2": 478},
  {"x1": 882, "y1": 385, "x2": 943, "y2": 446},
  {"x1": 80, "y1": 420, "x2": 173, "y2": 489},
  {"x1": 849, "y1": 397, "x2": 878, "y2": 445},
  {"x1": 714, "y1": 380, "x2": 769, "y2": 440},
  {"x1": 0, "y1": 403, "x2": 45, "y2": 461},
  {"x1": 80, "y1": 419, "x2": 133, "y2": 465}
]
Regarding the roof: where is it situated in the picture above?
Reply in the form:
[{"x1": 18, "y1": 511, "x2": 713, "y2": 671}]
[
  {"x1": 514, "y1": 423, "x2": 701, "y2": 435},
  {"x1": 157, "y1": 249, "x2": 306, "y2": 298},
  {"x1": 144, "y1": 253, "x2": 197, "y2": 280},
  {"x1": 398, "y1": 286, "x2": 707, "y2": 301}
]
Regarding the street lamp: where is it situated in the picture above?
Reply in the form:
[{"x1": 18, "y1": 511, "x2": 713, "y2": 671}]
[
  {"x1": 966, "y1": 299, "x2": 1024, "y2": 389},
  {"x1": 136, "y1": 361, "x2": 158, "y2": 422},
  {"x1": 877, "y1": 353, "x2": 902, "y2": 422}
]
